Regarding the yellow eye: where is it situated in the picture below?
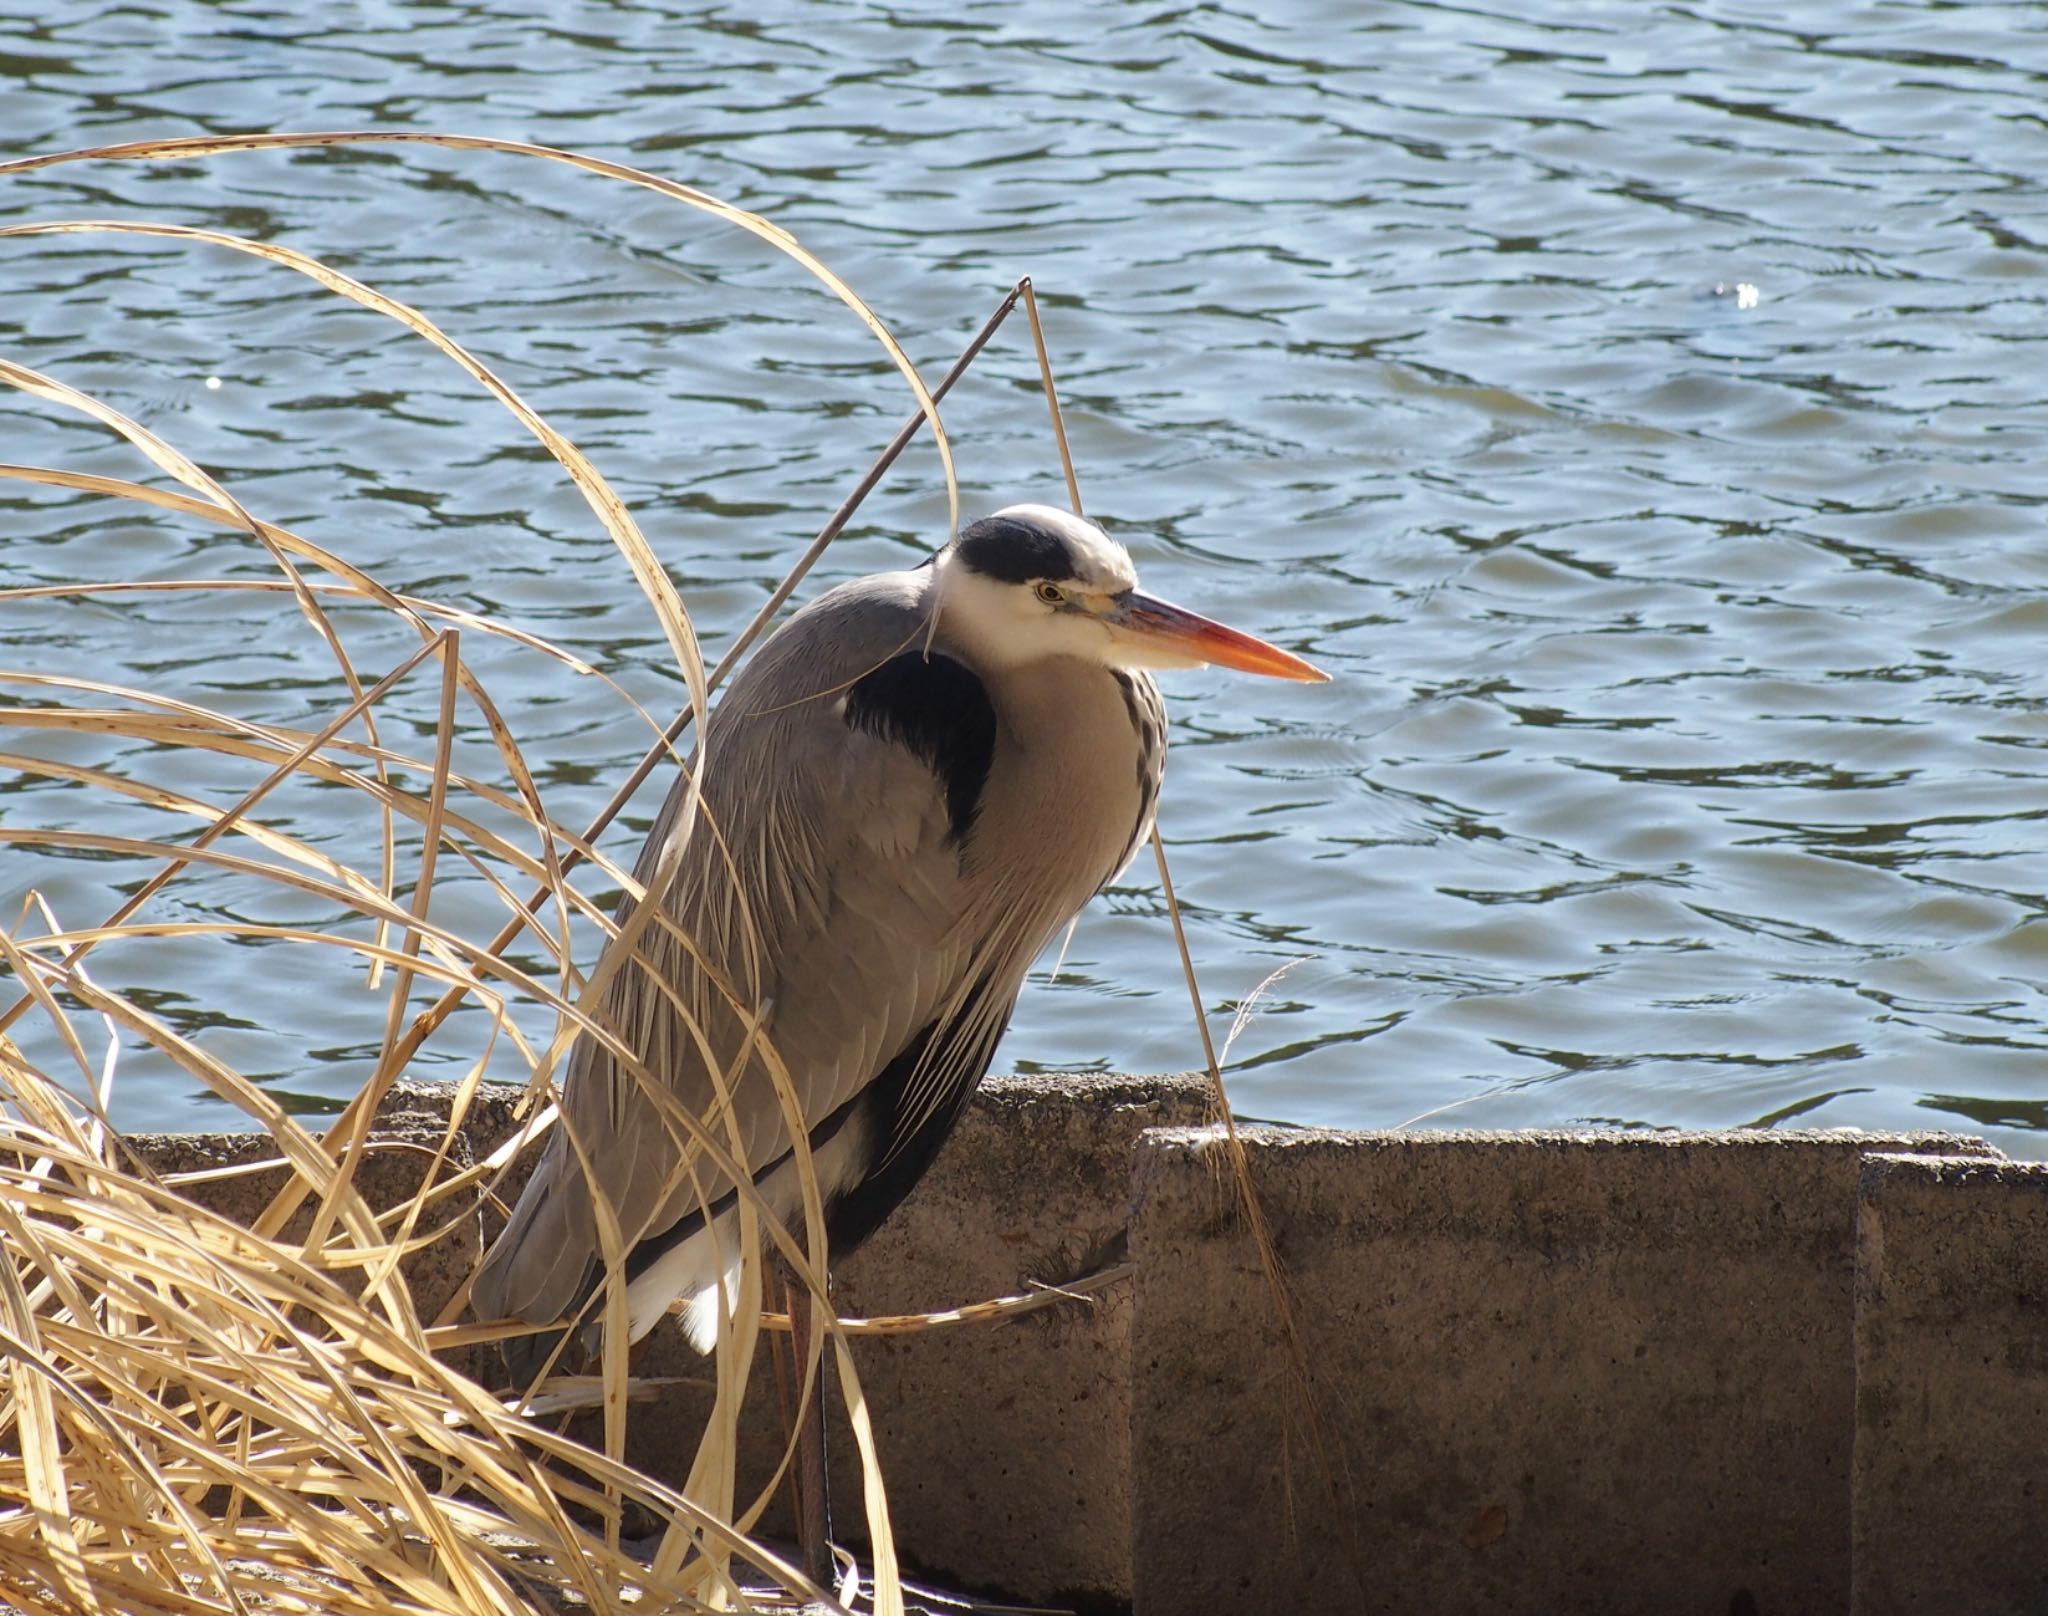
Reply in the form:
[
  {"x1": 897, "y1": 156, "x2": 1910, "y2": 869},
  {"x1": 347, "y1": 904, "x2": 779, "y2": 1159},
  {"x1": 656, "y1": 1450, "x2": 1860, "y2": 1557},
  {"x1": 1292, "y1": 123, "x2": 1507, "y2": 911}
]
[{"x1": 1035, "y1": 582, "x2": 1065, "y2": 606}]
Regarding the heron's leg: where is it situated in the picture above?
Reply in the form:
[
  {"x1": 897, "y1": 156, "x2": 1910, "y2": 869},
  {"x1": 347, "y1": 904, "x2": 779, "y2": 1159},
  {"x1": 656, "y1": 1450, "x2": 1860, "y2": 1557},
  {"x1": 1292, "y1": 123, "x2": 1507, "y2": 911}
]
[{"x1": 784, "y1": 1259, "x2": 833, "y2": 1588}]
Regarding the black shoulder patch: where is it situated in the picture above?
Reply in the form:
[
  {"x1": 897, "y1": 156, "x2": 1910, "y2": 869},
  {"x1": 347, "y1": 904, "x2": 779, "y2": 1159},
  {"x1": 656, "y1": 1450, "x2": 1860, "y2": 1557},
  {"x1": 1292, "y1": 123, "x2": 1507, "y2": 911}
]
[
  {"x1": 844, "y1": 651, "x2": 997, "y2": 840},
  {"x1": 953, "y1": 514, "x2": 1080, "y2": 584}
]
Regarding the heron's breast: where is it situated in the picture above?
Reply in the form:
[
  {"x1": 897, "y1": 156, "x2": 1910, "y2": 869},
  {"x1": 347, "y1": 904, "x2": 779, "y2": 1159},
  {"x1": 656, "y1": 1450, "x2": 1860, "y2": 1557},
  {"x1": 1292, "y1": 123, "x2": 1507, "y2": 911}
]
[{"x1": 977, "y1": 661, "x2": 1163, "y2": 903}]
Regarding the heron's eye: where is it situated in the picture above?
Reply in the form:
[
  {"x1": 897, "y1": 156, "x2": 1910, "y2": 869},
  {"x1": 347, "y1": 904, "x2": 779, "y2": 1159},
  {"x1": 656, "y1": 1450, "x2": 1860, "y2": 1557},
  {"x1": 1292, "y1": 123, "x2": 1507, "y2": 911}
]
[{"x1": 1034, "y1": 582, "x2": 1066, "y2": 606}]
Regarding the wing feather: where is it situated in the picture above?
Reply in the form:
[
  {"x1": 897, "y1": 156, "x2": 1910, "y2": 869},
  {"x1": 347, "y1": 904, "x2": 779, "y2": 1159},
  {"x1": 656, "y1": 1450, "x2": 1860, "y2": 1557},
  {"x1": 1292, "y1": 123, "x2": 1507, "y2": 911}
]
[{"x1": 474, "y1": 570, "x2": 1001, "y2": 1329}]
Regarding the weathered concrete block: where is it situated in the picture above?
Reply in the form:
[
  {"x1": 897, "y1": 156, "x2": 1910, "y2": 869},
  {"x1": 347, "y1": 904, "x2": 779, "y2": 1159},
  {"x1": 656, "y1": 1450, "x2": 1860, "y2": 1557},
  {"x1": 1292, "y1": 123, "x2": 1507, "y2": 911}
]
[
  {"x1": 826, "y1": 1072, "x2": 1210, "y2": 1610},
  {"x1": 1852, "y1": 1153, "x2": 2048, "y2": 1616},
  {"x1": 128, "y1": 1102, "x2": 481, "y2": 1334},
  {"x1": 1129, "y1": 1126, "x2": 1995, "y2": 1616}
]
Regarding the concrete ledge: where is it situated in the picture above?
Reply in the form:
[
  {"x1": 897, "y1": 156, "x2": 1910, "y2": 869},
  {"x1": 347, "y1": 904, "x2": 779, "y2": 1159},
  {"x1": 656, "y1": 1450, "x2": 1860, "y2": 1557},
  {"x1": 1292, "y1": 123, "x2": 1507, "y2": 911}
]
[
  {"x1": 1852, "y1": 1153, "x2": 2048, "y2": 1616},
  {"x1": 825, "y1": 1072, "x2": 1212, "y2": 1608},
  {"x1": 1129, "y1": 1125, "x2": 1996, "y2": 1616},
  {"x1": 122, "y1": 1088, "x2": 2048, "y2": 1615}
]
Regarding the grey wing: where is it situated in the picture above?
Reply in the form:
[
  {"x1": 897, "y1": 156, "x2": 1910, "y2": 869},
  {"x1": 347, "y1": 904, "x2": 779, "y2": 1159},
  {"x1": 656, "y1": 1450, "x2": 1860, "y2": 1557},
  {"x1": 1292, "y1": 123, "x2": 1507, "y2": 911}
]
[{"x1": 472, "y1": 574, "x2": 988, "y2": 1328}]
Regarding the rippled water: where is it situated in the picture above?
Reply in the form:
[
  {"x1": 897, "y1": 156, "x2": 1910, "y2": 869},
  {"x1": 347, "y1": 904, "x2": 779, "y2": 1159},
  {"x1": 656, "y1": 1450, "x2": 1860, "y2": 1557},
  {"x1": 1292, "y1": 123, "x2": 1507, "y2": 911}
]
[{"x1": 4, "y1": 1, "x2": 2047, "y2": 1152}]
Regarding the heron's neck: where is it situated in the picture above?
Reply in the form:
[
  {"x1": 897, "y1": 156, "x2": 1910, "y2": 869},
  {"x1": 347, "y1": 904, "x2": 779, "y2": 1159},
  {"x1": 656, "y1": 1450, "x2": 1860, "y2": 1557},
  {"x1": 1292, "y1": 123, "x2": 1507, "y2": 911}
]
[
  {"x1": 983, "y1": 655, "x2": 1139, "y2": 763},
  {"x1": 969, "y1": 653, "x2": 1158, "y2": 910}
]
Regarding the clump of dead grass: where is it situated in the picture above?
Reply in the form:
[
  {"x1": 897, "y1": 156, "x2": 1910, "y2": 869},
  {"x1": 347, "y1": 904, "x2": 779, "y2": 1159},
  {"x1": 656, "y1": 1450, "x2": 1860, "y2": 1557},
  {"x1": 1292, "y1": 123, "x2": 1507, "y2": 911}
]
[{"x1": 0, "y1": 130, "x2": 961, "y2": 1615}]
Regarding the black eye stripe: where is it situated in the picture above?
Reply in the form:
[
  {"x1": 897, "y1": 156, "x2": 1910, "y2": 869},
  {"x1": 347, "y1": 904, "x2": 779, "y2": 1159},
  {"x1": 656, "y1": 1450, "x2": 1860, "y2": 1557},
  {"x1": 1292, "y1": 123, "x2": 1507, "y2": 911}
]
[
  {"x1": 954, "y1": 516, "x2": 1081, "y2": 585},
  {"x1": 843, "y1": 651, "x2": 996, "y2": 843}
]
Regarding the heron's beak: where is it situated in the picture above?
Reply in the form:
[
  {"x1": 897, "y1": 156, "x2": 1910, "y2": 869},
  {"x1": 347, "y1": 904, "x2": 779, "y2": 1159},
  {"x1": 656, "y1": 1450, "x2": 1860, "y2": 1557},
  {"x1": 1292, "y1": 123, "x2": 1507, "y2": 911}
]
[{"x1": 1108, "y1": 591, "x2": 1330, "y2": 682}]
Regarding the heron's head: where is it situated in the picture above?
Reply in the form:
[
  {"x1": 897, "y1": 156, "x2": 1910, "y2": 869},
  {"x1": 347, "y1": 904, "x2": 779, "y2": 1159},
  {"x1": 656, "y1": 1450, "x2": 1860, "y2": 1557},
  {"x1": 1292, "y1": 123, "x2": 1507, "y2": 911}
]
[{"x1": 933, "y1": 504, "x2": 1327, "y2": 682}]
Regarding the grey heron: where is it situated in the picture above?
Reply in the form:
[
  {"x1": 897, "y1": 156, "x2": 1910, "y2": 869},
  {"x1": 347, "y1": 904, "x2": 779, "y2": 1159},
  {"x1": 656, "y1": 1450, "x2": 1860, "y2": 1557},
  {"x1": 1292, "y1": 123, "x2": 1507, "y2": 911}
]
[{"x1": 473, "y1": 503, "x2": 1325, "y2": 1379}]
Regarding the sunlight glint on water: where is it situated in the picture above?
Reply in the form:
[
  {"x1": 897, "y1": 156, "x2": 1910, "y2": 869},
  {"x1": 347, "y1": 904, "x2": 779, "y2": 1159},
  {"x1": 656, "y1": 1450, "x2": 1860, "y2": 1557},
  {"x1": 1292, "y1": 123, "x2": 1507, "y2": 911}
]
[{"x1": 2, "y1": 0, "x2": 2046, "y2": 1153}]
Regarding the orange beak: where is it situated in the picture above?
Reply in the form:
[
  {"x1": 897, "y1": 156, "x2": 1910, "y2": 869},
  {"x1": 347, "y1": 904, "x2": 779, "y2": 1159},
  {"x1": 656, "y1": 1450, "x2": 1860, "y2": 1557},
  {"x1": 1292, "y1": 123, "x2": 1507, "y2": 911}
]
[{"x1": 1110, "y1": 591, "x2": 1330, "y2": 682}]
